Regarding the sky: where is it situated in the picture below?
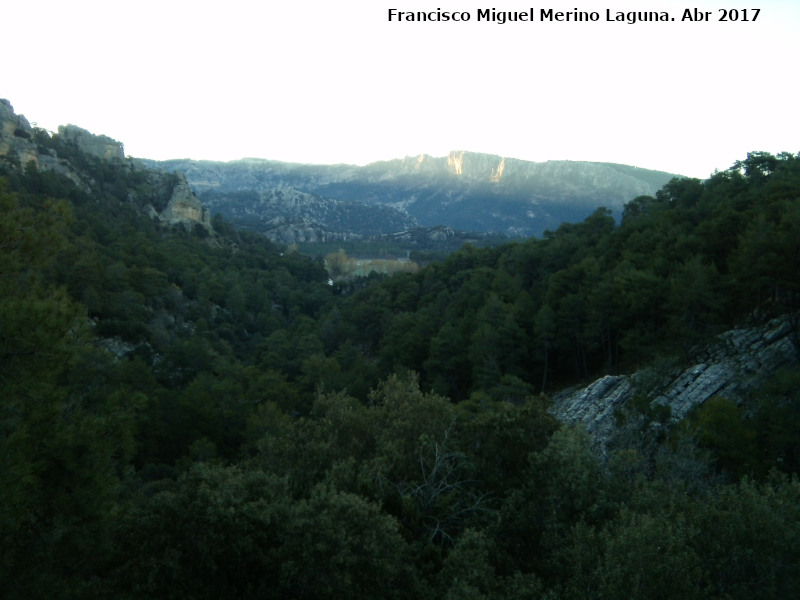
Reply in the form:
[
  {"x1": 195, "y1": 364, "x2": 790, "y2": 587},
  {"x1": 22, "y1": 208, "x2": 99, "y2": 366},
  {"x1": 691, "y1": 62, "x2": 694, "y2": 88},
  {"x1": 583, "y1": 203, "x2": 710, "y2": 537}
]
[{"x1": 3, "y1": 0, "x2": 798, "y2": 178}]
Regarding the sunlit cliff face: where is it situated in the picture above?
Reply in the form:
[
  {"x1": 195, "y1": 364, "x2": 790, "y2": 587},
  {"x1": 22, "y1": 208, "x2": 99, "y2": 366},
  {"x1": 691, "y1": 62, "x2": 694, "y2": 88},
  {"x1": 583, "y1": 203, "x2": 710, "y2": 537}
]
[
  {"x1": 447, "y1": 150, "x2": 464, "y2": 175},
  {"x1": 491, "y1": 156, "x2": 505, "y2": 183},
  {"x1": 447, "y1": 151, "x2": 506, "y2": 182}
]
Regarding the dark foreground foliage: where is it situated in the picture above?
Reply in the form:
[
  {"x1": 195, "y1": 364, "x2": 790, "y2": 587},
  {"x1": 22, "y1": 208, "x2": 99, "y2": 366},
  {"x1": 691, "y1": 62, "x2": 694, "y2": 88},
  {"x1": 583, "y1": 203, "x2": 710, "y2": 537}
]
[{"x1": 2, "y1": 148, "x2": 800, "y2": 598}]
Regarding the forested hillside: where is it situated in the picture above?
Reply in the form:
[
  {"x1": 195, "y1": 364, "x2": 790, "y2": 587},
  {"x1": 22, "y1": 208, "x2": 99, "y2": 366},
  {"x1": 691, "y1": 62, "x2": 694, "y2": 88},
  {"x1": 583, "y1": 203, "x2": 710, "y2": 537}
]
[{"x1": 2, "y1": 135, "x2": 800, "y2": 599}]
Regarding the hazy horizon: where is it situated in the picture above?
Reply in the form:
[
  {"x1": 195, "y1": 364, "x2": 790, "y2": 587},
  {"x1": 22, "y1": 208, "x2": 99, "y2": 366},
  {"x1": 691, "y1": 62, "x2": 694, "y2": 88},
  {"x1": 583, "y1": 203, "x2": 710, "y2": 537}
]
[{"x1": 4, "y1": 0, "x2": 798, "y2": 179}]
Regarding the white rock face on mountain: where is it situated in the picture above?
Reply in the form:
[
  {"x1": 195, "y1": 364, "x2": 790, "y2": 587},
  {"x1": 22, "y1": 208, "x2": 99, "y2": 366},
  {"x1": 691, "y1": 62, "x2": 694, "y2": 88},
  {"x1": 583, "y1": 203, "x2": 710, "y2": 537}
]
[{"x1": 377, "y1": 150, "x2": 668, "y2": 199}]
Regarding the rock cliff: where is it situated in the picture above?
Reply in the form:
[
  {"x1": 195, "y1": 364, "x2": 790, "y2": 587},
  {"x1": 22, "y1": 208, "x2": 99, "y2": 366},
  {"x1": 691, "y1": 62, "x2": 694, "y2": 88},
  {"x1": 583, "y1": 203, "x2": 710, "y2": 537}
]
[
  {"x1": 394, "y1": 150, "x2": 668, "y2": 198},
  {"x1": 57, "y1": 124, "x2": 125, "y2": 161},
  {"x1": 551, "y1": 316, "x2": 799, "y2": 449},
  {"x1": 158, "y1": 172, "x2": 212, "y2": 229},
  {"x1": 0, "y1": 99, "x2": 38, "y2": 166},
  {"x1": 0, "y1": 99, "x2": 211, "y2": 233}
]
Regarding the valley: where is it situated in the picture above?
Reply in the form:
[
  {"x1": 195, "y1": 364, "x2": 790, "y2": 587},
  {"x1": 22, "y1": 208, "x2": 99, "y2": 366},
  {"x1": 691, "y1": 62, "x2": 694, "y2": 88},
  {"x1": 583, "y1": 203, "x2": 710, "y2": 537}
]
[{"x1": 2, "y1": 98, "x2": 799, "y2": 600}]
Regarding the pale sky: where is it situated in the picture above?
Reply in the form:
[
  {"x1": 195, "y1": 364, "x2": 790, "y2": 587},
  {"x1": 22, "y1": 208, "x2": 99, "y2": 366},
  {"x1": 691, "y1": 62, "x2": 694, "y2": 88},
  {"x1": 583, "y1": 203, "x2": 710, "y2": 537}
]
[{"x1": 3, "y1": 0, "x2": 798, "y2": 178}]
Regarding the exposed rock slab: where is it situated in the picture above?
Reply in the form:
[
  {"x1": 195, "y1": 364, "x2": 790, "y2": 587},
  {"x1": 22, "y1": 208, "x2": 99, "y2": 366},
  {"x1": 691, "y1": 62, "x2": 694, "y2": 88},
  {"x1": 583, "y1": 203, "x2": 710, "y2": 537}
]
[{"x1": 551, "y1": 316, "x2": 799, "y2": 444}]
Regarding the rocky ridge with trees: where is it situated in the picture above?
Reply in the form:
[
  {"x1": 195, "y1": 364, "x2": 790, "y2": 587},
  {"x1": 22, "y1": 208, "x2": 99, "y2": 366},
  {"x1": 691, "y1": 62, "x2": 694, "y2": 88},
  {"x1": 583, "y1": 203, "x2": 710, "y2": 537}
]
[
  {"x1": 146, "y1": 151, "x2": 677, "y2": 239},
  {"x1": 0, "y1": 100, "x2": 210, "y2": 231}
]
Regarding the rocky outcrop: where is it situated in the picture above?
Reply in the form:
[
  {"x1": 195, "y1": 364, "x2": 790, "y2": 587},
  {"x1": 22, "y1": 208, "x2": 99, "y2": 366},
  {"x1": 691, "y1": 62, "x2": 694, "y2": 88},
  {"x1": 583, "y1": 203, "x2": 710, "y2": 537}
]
[
  {"x1": 1, "y1": 100, "x2": 89, "y2": 184},
  {"x1": 259, "y1": 216, "x2": 363, "y2": 245},
  {"x1": 1, "y1": 100, "x2": 212, "y2": 233},
  {"x1": 1, "y1": 102, "x2": 124, "y2": 164},
  {"x1": 425, "y1": 225, "x2": 455, "y2": 241},
  {"x1": 57, "y1": 124, "x2": 125, "y2": 161},
  {"x1": 386, "y1": 225, "x2": 456, "y2": 243},
  {"x1": 0, "y1": 99, "x2": 40, "y2": 167},
  {"x1": 551, "y1": 316, "x2": 799, "y2": 447},
  {"x1": 551, "y1": 375, "x2": 633, "y2": 444},
  {"x1": 159, "y1": 172, "x2": 212, "y2": 229}
]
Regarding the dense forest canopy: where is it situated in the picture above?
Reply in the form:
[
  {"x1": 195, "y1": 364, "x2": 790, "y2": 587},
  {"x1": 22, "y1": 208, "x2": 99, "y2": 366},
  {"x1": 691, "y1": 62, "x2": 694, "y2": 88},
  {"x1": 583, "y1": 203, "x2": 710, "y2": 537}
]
[{"x1": 1, "y1": 137, "x2": 800, "y2": 598}]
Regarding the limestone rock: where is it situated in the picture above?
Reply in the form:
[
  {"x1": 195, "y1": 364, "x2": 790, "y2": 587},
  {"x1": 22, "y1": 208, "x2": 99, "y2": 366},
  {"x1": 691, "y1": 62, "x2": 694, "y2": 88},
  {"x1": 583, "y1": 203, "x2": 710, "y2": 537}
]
[
  {"x1": 1, "y1": 100, "x2": 82, "y2": 180},
  {"x1": 1, "y1": 100, "x2": 213, "y2": 233},
  {"x1": 260, "y1": 216, "x2": 363, "y2": 245},
  {"x1": 57, "y1": 124, "x2": 125, "y2": 161},
  {"x1": 0, "y1": 98, "x2": 32, "y2": 139},
  {"x1": 426, "y1": 225, "x2": 455, "y2": 241},
  {"x1": 160, "y1": 172, "x2": 212, "y2": 229},
  {"x1": 651, "y1": 317, "x2": 798, "y2": 419},
  {"x1": 0, "y1": 99, "x2": 39, "y2": 167},
  {"x1": 551, "y1": 316, "x2": 799, "y2": 447},
  {"x1": 552, "y1": 375, "x2": 633, "y2": 442}
]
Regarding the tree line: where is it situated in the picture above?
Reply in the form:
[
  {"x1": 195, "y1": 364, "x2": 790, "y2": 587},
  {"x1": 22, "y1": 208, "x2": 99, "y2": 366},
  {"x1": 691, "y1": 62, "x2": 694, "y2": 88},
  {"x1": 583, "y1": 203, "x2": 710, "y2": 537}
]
[{"x1": 1, "y1": 143, "x2": 799, "y2": 598}]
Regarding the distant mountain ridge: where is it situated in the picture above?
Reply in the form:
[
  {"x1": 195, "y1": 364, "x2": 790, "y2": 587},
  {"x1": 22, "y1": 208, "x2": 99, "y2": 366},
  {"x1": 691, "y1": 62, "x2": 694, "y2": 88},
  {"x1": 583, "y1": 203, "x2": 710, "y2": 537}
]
[
  {"x1": 2, "y1": 95, "x2": 679, "y2": 241},
  {"x1": 147, "y1": 152, "x2": 679, "y2": 240}
]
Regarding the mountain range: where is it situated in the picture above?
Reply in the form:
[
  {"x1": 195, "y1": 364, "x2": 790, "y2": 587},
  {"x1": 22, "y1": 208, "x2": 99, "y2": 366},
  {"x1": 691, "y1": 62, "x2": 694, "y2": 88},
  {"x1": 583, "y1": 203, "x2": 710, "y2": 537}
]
[
  {"x1": 146, "y1": 152, "x2": 679, "y2": 242},
  {"x1": 3, "y1": 98, "x2": 678, "y2": 243}
]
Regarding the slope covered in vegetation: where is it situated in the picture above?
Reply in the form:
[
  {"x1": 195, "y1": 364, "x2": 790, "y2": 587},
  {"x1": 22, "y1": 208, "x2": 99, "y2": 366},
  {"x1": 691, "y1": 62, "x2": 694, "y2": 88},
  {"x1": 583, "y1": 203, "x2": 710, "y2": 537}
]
[{"x1": 1, "y1": 138, "x2": 800, "y2": 598}]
